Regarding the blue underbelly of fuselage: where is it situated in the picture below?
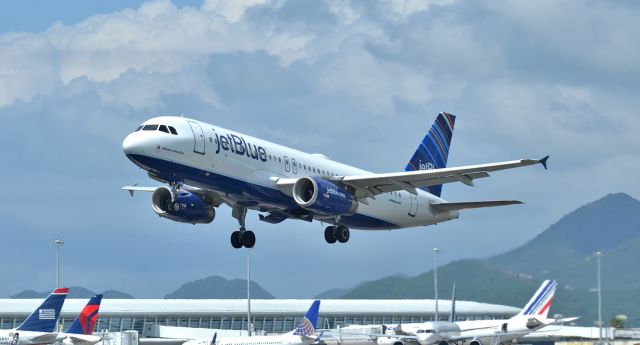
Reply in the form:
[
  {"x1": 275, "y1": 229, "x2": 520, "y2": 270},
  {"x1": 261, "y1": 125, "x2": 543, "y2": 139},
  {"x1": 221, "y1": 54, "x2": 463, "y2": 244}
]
[{"x1": 126, "y1": 154, "x2": 400, "y2": 230}]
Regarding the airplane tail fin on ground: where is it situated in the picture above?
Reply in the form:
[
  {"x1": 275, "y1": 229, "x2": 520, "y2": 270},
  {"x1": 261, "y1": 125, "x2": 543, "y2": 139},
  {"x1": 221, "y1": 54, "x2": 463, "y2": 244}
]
[
  {"x1": 66, "y1": 294, "x2": 103, "y2": 335},
  {"x1": 449, "y1": 281, "x2": 457, "y2": 322},
  {"x1": 404, "y1": 112, "x2": 456, "y2": 197},
  {"x1": 292, "y1": 300, "x2": 321, "y2": 336},
  {"x1": 518, "y1": 280, "x2": 558, "y2": 319},
  {"x1": 16, "y1": 288, "x2": 69, "y2": 332}
]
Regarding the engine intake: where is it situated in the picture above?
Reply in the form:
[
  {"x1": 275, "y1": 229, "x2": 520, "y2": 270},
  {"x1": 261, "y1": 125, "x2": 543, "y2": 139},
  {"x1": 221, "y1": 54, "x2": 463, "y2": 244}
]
[
  {"x1": 469, "y1": 338, "x2": 483, "y2": 345},
  {"x1": 292, "y1": 177, "x2": 358, "y2": 215},
  {"x1": 152, "y1": 187, "x2": 215, "y2": 224}
]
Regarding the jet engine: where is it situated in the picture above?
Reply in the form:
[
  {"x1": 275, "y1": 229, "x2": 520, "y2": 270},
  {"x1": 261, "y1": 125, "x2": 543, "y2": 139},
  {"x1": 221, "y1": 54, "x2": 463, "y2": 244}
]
[
  {"x1": 376, "y1": 338, "x2": 404, "y2": 345},
  {"x1": 292, "y1": 177, "x2": 358, "y2": 215},
  {"x1": 151, "y1": 187, "x2": 215, "y2": 224},
  {"x1": 469, "y1": 338, "x2": 483, "y2": 345}
]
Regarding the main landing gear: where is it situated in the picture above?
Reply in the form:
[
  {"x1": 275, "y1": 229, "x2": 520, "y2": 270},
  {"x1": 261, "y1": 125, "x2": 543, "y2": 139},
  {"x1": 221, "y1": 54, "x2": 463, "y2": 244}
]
[
  {"x1": 324, "y1": 225, "x2": 350, "y2": 244},
  {"x1": 230, "y1": 206, "x2": 255, "y2": 249}
]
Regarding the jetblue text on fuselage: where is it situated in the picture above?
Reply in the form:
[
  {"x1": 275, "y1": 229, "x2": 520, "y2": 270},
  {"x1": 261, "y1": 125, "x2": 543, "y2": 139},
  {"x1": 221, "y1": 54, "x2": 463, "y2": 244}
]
[{"x1": 214, "y1": 131, "x2": 267, "y2": 162}]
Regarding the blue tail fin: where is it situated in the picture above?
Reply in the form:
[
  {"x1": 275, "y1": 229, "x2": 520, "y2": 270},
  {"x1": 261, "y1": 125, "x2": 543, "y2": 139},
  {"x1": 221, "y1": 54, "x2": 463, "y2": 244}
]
[
  {"x1": 404, "y1": 112, "x2": 456, "y2": 197},
  {"x1": 16, "y1": 288, "x2": 69, "y2": 332},
  {"x1": 292, "y1": 300, "x2": 320, "y2": 336},
  {"x1": 66, "y1": 294, "x2": 103, "y2": 335}
]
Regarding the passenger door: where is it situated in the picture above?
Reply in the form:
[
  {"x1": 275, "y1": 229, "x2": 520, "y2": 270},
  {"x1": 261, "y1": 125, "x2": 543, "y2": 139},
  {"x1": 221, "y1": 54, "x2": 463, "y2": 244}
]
[
  {"x1": 408, "y1": 194, "x2": 418, "y2": 217},
  {"x1": 187, "y1": 121, "x2": 205, "y2": 154}
]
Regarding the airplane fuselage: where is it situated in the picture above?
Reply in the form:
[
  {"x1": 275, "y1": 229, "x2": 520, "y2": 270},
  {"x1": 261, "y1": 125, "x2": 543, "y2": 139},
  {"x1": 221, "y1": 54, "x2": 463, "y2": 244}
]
[
  {"x1": 123, "y1": 116, "x2": 459, "y2": 230},
  {"x1": 184, "y1": 334, "x2": 311, "y2": 345}
]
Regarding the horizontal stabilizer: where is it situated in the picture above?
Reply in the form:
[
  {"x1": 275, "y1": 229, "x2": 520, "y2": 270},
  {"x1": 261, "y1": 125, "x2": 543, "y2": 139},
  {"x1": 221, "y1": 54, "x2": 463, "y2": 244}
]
[{"x1": 431, "y1": 200, "x2": 523, "y2": 212}]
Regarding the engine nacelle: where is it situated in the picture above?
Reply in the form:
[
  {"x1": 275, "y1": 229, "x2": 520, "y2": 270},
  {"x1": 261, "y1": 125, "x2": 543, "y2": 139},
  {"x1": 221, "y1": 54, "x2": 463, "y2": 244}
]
[
  {"x1": 377, "y1": 338, "x2": 404, "y2": 345},
  {"x1": 151, "y1": 187, "x2": 215, "y2": 224},
  {"x1": 469, "y1": 338, "x2": 483, "y2": 345},
  {"x1": 292, "y1": 177, "x2": 358, "y2": 215}
]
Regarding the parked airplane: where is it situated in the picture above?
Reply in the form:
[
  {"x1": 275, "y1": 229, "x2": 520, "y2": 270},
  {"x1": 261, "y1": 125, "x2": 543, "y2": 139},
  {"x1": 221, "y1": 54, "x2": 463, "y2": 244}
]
[
  {"x1": 0, "y1": 288, "x2": 69, "y2": 345},
  {"x1": 61, "y1": 295, "x2": 103, "y2": 345},
  {"x1": 378, "y1": 280, "x2": 573, "y2": 345},
  {"x1": 182, "y1": 300, "x2": 321, "y2": 345},
  {"x1": 122, "y1": 113, "x2": 548, "y2": 248}
]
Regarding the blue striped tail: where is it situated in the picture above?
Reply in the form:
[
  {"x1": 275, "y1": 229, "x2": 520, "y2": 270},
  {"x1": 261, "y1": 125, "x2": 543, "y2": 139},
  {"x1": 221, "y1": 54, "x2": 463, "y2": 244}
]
[{"x1": 404, "y1": 112, "x2": 456, "y2": 197}]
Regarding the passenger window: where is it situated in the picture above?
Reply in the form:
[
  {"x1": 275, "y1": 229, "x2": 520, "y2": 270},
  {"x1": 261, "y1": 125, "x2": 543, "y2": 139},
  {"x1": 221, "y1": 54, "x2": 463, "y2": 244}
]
[
  {"x1": 159, "y1": 125, "x2": 169, "y2": 133},
  {"x1": 143, "y1": 124, "x2": 158, "y2": 131},
  {"x1": 168, "y1": 126, "x2": 178, "y2": 135}
]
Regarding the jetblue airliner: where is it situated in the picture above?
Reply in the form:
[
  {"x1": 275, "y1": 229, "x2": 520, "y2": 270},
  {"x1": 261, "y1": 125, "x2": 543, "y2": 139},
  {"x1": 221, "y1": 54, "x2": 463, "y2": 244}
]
[{"x1": 122, "y1": 113, "x2": 548, "y2": 248}]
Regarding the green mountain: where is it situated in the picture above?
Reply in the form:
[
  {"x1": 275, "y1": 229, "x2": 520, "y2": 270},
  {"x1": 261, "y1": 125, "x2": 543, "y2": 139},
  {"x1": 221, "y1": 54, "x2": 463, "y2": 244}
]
[
  {"x1": 492, "y1": 193, "x2": 640, "y2": 286},
  {"x1": 335, "y1": 193, "x2": 640, "y2": 326},
  {"x1": 10, "y1": 287, "x2": 134, "y2": 299},
  {"x1": 164, "y1": 275, "x2": 275, "y2": 299}
]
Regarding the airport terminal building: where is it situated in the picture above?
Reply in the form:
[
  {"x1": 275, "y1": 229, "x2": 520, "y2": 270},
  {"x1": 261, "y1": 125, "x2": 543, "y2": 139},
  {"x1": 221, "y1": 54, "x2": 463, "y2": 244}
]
[{"x1": 0, "y1": 299, "x2": 520, "y2": 335}]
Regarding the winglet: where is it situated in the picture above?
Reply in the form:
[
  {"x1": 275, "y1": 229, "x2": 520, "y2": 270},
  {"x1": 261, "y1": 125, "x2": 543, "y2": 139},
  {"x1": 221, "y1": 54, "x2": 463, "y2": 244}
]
[{"x1": 539, "y1": 156, "x2": 549, "y2": 170}]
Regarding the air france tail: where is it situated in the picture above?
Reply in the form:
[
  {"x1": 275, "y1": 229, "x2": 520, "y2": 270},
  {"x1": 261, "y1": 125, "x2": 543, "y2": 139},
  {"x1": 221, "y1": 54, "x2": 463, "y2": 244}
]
[
  {"x1": 518, "y1": 280, "x2": 558, "y2": 319},
  {"x1": 67, "y1": 295, "x2": 103, "y2": 335},
  {"x1": 16, "y1": 288, "x2": 69, "y2": 332},
  {"x1": 291, "y1": 300, "x2": 321, "y2": 337},
  {"x1": 404, "y1": 112, "x2": 456, "y2": 197}
]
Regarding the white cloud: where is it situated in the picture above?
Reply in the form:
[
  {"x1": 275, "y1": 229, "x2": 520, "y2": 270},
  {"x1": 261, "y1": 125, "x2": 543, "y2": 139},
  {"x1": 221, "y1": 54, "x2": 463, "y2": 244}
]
[{"x1": 0, "y1": 0, "x2": 639, "y2": 297}]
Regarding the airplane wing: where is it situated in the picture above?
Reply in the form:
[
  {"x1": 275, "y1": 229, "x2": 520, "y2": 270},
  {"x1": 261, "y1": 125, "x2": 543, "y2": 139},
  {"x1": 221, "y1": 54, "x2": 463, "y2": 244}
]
[
  {"x1": 277, "y1": 156, "x2": 548, "y2": 200},
  {"x1": 28, "y1": 334, "x2": 60, "y2": 343},
  {"x1": 121, "y1": 184, "x2": 225, "y2": 206}
]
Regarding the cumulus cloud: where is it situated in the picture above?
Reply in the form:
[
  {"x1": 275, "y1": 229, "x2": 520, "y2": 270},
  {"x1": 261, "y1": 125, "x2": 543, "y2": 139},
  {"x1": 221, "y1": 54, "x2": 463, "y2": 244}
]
[{"x1": 0, "y1": 0, "x2": 638, "y2": 297}]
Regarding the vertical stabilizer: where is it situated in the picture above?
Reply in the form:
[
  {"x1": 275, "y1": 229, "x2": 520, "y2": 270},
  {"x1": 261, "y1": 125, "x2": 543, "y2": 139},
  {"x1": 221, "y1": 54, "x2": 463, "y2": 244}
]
[
  {"x1": 404, "y1": 112, "x2": 456, "y2": 197},
  {"x1": 16, "y1": 288, "x2": 69, "y2": 332},
  {"x1": 292, "y1": 300, "x2": 321, "y2": 336},
  {"x1": 66, "y1": 294, "x2": 103, "y2": 335},
  {"x1": 518, "y1": 280, "x2": 558, "y2": 318},
  {"x1": 449, "y1": 281, "x2": 457, "y2": 322}
]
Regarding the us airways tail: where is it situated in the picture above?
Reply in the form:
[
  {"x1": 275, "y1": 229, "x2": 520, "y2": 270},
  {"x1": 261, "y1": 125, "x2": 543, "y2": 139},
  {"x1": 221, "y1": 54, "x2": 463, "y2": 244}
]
[
  {"x1": 291, "y1": 300, "x2": 321, "y2": 337},
  {"x1": 517, "y1": 280, "x2": 558, "y2": 319},
  {"x1": 16, "y1": 288, "x2": 69, "y2": 332}
]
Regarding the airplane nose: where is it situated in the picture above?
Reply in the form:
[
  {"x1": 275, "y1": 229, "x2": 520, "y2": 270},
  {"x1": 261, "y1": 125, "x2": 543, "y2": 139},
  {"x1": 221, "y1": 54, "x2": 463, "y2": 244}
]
[{"x1": 122, "y1": 133, "x2": 139, "y2": 155}]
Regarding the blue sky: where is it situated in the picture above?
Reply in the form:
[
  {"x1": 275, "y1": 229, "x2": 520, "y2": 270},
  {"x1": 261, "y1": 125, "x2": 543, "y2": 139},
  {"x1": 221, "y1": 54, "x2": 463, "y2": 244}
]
[{"x1": 0, "y1": 0, "x2": 638, "y2": 298}]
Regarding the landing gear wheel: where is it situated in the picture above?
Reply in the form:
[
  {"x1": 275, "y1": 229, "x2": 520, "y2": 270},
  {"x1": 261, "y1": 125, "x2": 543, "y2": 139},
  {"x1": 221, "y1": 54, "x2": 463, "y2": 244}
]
[
  {"x1": 242, "y1": 231, "x2": 256, "y2": 248},
  {"x1": 337, "y1": 225, "x2": 350, "y2": 243},
  {"x1": 230, "y1": 231, "x2": 243, "y2": 249},
  {"x1": 324, "y1": 226, "x2": 338, "y2": 244}
]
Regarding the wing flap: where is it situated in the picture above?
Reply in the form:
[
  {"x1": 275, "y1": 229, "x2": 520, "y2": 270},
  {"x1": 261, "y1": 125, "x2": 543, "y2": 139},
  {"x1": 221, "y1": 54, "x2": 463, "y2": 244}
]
[{"x1": 431, "y1": 200, "x2": 523, "y2": 212}]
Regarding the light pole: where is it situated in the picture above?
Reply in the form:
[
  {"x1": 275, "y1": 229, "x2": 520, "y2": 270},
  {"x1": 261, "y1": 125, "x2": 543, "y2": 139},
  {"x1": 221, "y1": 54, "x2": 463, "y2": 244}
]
[
  {"x1": 53, "y1": 239, "x2": 64, "y2": 288},
  {"x1": 595, "y1": 251, "x2": 604, "y2": 344},
  {"x1": 247, "y1": 248, "x2": 252, "y2": 336},
  {"x1": 433, "y1": 247, "x2": 440, "y2": 321}
]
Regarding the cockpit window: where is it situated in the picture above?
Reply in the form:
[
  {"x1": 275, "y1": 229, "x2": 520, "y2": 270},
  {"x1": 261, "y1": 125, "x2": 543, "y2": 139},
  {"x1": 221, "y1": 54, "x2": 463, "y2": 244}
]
[
  {"x1": 168, "y1": 126, "x2": 178, "y2": 135},
  {"x1": 417, "y1": 330, "x2": 434, "y2": 334},
  {"x1": 143, "y1": 124, "x2": 159, "y2": 131},
  {"x1": 159, "y1": 125, "x2": 169, "y2": 133},
  {"x1": 135, "y1": 125, "x2": 143, "y2": 132}
]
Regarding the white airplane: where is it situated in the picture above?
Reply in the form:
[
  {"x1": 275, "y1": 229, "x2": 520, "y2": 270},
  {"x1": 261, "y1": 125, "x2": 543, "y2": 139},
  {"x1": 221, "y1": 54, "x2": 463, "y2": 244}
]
[
  {"x1": 182, "y1": 300, "x2": 321, "y2": 345},
  {"x1": 122, "y1": 112, "x2": 548, "y2": 248},
  {"x1": 0, "y1": 288, "x2": 68, "y2": 345},
  {"x1": 378, "y1": 280, "x2": 575, "y2": 345},
  {"x1": 59, "y1": 295, "x2": 103, "y2": 345}
]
